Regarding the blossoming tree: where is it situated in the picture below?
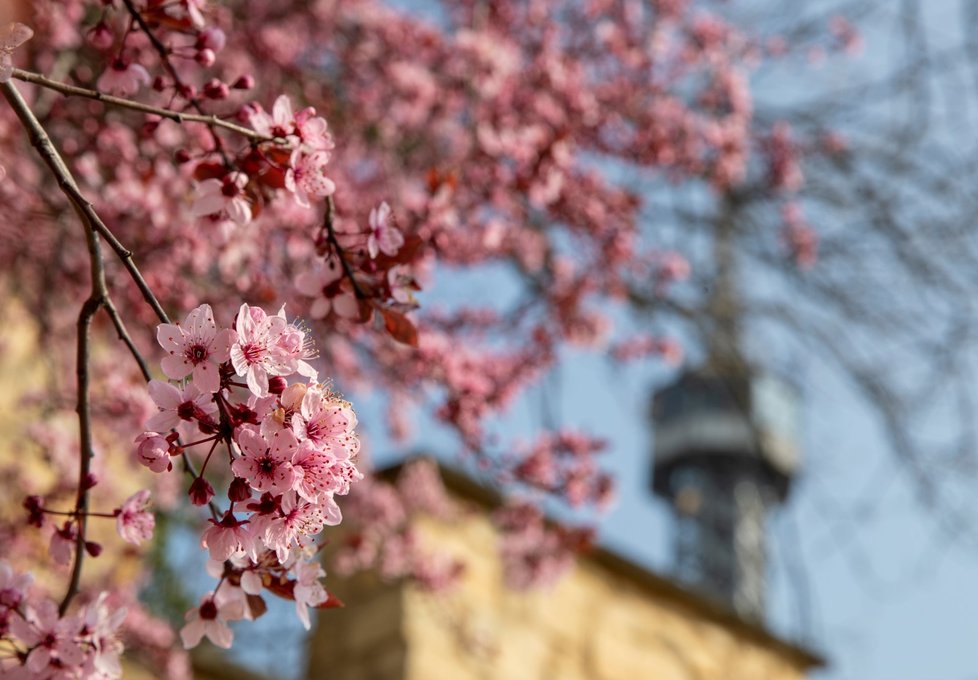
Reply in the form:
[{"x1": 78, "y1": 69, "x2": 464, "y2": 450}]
[{"x1": 0, "y1": 0, "x2": 870, "y2": 676}]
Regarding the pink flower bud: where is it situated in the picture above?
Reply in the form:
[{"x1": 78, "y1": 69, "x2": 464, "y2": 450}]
[
  {"x1": 152, "y1": 76, "x2": 167, "y2": 92},
  {"x1": 82, "y1": 473, "x2": 99, "y2": 490},
  {"x1": 232, "y1": 74, "x2": 255, "y2": 90},
  {"x1": 136, "y1": 432, "x2": 172, "y2": 473},
  {"x1": 174, "y1": 149, "x2": 192, "y2": 164},
  {"x1": 189, "y1": 477, "x2": 215, "y2": 506},
  {"x1": 203, "y1": 79, "x2": 230, "y2": 100},
  {"x1": 85, "y1": 541, "x2": 103, "y2": 557},
  {"x1": 197, "y1": 27, "x2": 226, "y2": 52},
  {"x1": 23, "y1": 495, "x2": 44, "y2": 527},
  {"x1": 196, "y1": 48, "x2": 216, "y2": 67},
  {"x1": 228, "y1": 477, "x2": 252, "y2": 502},
  {"x1": 87, "y1": 22, "x2": 114, "y2": 50}
]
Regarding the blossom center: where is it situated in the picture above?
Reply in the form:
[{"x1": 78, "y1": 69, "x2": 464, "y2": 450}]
[
  {"x1": 187, "y1": 343, "x2": 209, "y2": 364},
  {"x1": 199, "y1": 600, "x2": 218, "y2": 620},
  {"x1": 240, "y1": 342, "x2": 264, "y2": 365}
]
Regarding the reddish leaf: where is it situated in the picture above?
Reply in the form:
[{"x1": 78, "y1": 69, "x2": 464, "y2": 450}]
[
  {"x1": 318, "y1": 592, "x2": 345, "y2": 609},
  {"x1": 381, "y1": 308, "x2": 418, "y2": 347},
  {"x1": 193, "y1": 161, "x2": 225, "y2": 182},
  {"x1": 246, "y1": 594, "x2": 268, "y2": 619}
]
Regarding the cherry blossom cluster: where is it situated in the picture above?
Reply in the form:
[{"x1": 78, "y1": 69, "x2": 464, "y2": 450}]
[
  {"x1": 510, "y1": 432, "x2": 616, "y2": 510},
  {"x1": 136, "y1": 303, "x2": 362, "y2": 646},
  {"x1": 493, "y1": 502, "x2": 594, "y2": 590},
  {"x1": 0, "y1": 562, "x2": 125, "y2": 678},
  {"x1": 334, "y1": 459, "x2": 464, "y2": 591}
]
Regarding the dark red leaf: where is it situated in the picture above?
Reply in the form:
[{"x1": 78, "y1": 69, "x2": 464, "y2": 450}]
[{"x1": 381, "y1": 307, "x2": 418, "y2": 347}]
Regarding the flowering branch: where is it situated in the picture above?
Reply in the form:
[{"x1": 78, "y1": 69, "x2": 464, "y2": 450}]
[
  {"x1": 119, "y1": 0, "x2": 231, "y2": 162},
  {"x1": 11, "y1": 68, "x2": 275, "y2": 143},
  {"x1": 322, "y1": 196, "x2": 368, "y2": 301}
]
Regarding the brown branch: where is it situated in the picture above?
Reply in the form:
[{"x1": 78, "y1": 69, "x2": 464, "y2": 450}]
[
  {"x1": 103, "y1": 296, "x2": 152, "y2": 382},
  {"x1": 12, "y1": 68, "x2": 275, "y2": 143},
  {"x1": 0, "y1": 81, "x2": 110, "y2": 614},
  {"x1": 322, "y1": 196, "x2": 369, "y2": 300}
]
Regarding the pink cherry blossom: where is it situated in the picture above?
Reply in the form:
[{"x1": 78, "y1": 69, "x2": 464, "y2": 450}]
[
  {"x1": 83, "y1": 593, "x2": 127, "y2": 679},
  {"x1": 116, "y1": 490, "x2": 155, "y2": 545},
  {"x1": 286, "y1": 149, "x2": 336, "y2": 207},
  {"x1": 156, "y1": 304, "x2": 232, "y2": 394},
  {"x1": 50, "y1": 521, "x2": 76, "y2": 566},
  {"x1": 294, "y1": 384, "x2": 360, "y2": 458},
  {"x1": 146, "y1": 379, "x2": 217, "y2": 432},
  {"x1": 230, "y1": 303, "x2": 295, "y2": 397},
  {"x1": 135, "y1": 432, "x2": 172, "y2": 473},
  {"x1": 96, "y1": 59, "x2": 151, "y2": 96},
  {"x1": 367, "y1": 202, "x2": 404, "y2": 259},
  {"x1": 261, "y1": 491, "x2": 334, "y2": 562},
  {"x1": 293, "y1": 558, "x2": 327, "y2": 630},
  {"x1": 9, "y1": 599, "x2": 85, "y2": 674},
  {"x1": 295, "y1": 259, "x2": 360, "y2": 319},
  {"x1": 232, "y1": 427, "x2": 297, "y2": 495},
  {"x1": 192, "y1": 172, "x2": 252, "y2": 225},
  {"x1": 0, "y1": 23, "x2": 33, "y2": 83},
  {"x1": 201, "y1": 512, "x2": 256, "y2": 561},
  {"x1": 180, "y1": 594, "x2": 243, "y2": 649},
  {"x1": 248, "y1": 94, "x2": 297, "y2": 142}
]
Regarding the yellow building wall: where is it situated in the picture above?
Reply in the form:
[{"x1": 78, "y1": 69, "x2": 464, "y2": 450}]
[{"x1": 308, "y1": 501, "x2": 817, "y2": 680}]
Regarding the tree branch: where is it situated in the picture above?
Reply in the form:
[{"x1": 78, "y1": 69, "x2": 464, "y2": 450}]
[{"x1": 12, "y1": 68, "x2": 275, "y2": 143}]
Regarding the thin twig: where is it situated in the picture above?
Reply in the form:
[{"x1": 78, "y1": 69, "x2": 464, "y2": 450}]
[
  {"x1": 103, "y1": 296, "x2": 152, "y2": 382},
  {"x1": 322, "y1": 196, "x2": 368, "y2": 300},
  {"x1": 12, "y1": 68, "x2": 275, "y2": 143},
  {"x1": 119, "y1": 0, "x2": 232, "y2": 164}
]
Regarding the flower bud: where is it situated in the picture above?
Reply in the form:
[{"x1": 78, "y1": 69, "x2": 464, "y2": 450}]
[
  {"x1": 228, "y1": 477, "x2": 252, "y2": 502},
  {"x1": 152, "y1": 76, "x2": 167, "y2": 92},
  {"x1": 87, "y1": 22, "x2": 114, "y2": 50},
  {"x1": 232, "y1": 74, "x2": 255, "y2": 90},
  {"x1": 82, "y1": 473, "x2": 99, "y2": 491},
  {"x1": 197, "y1": 27, "x2": 227, "y2": 52},
  {"x1": 203, "y1": 79, "x2": 230, "y2": 100},
  {"x1": 174, "y1": 149, "x2": 192, "y2": 164},
  {"x1": 85, "y1": 541, "x2": 103, "y2": 558},
  {"x1": 189, "y1": 477, "x2": 215, "y2": 506},
  {"x1": 196, "y1": 48, "x2": 216, "y2": 67}
]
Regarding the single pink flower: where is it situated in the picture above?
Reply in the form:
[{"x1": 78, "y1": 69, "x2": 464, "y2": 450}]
[
  {"x1": 367, "y1": 202, "x2": 404, "y2": 259},
  {"x1": 9, "y1": 599, "x2": 84, "y2": 674},
  {"x1": 192, "y1": 172, "x2": 252, "y2": 225},
  {"x1": 0, "y1": 22, "x2": 33, "y2": 83},
  {"x1": 156, "y1": 304, "x2": 232, "y2": 394},
  {"x1": 293, "y1": 558, "x2": 327, "y2": 630},
  {"x1": 285, "y1": 149, "x2": 336, "y2": 207},
  {"x1": 262, "y1": 491, "x2": 333, "y2": 562},
  {"x1": 135, "y1": 432, "x2": 172, "y2": 473},
  {"x1": 96, "y1": 59, "x2": 151, "y2": 96},
  {"x1": 116, "y1": 490, "x2": 155, "y2": 545},
  {"x1": 146, "y1": 379, "x2": 217, "y2": 432},
  {"x1": 49, "y1": 521, "x2": 76, "y2": 566},
  {"x1": 248, "y1": 94, "x2": 296, "y2": 141},
  {"x1": 201, "y1": 512, "x2": 255, "y2": 561},
  {"x1": 229, "y1": 304, "x2": 294, "y2": 397},
  {"x1": 295, "y1": 260, "x2": 360, "y2": 320},
  {"x1": 232, "y1": 427, "x2": 297, "y2": 495},
  {"x1": 294, "y1": 384, "x2": 359, "y2": 459},
  {"x1": 180, "y1": 595, "x2": 243, "y2": 650}
]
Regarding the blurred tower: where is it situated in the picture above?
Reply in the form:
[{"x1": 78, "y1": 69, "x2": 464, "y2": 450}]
[
  {"x1": 650, "y1": 194, "x2": 801, "y2": 621},
  {"x1": 650, "y1": 367, "x2": 800, "y2": 621}
]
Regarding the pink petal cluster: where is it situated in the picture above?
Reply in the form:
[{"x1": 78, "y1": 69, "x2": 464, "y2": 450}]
[
  {"x1": 135, "y1": 303, "x2": 361, "y2": 646},
  {"x1": 0, "y1": 563, "x2": 126, "y2": 678}
]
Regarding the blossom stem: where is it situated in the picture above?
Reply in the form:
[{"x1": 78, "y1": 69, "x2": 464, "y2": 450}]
[
  {"x1": 11, "y1": 69, "x2": 275, "y2": 143},
  {"x1": 322, "y1": 196, "x2": 369, "y2": 300},
  {"x1": 119, "y1": 0, "x2": 233, "y2": 166}
]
